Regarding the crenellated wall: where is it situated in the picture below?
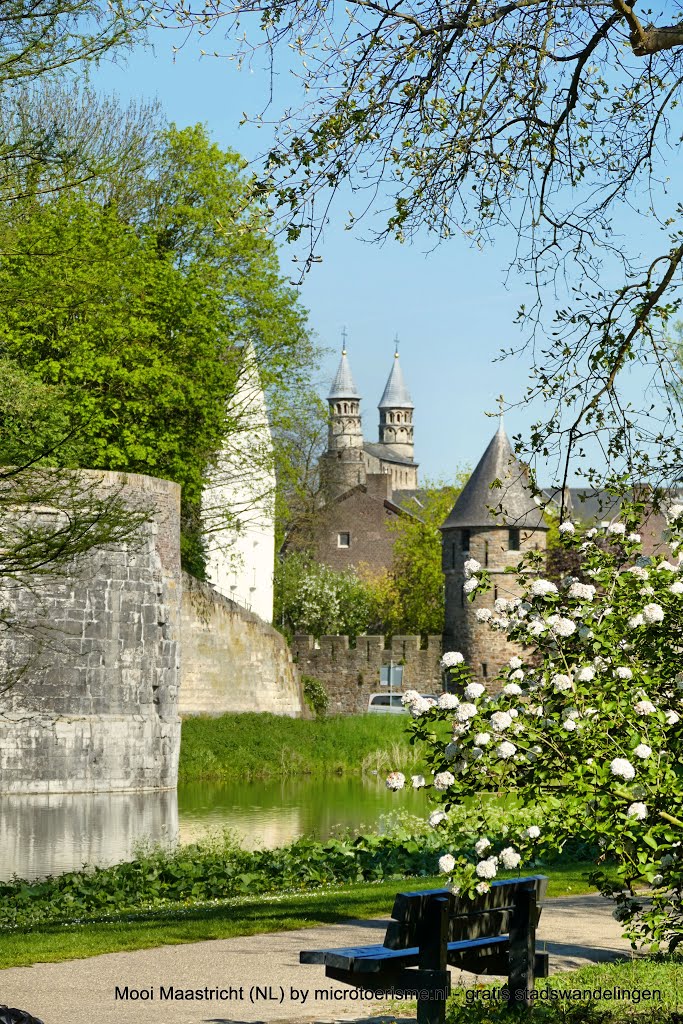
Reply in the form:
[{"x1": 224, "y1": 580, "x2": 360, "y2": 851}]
[{"x1": 290, "y1": 634, "x2": 442, "y2": 714}]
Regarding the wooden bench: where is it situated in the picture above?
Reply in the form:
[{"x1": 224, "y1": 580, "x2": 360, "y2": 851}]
[{"x1": 300, "y1": 875, "x2": 549, "y2": 1023}]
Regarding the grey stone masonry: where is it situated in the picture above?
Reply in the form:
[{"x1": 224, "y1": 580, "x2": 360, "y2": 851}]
[
  {"x1": 0, "y1": 470, "x2": 182, "y2": 794},
  {"x1": 291, "y1": 634, "x2": 442, "y2": 714}
]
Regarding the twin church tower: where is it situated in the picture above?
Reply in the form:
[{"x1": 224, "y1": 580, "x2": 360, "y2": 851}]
[
  {"x1": 321, "y1": 346, "x2": 418, "y2": 501},
  {"x1": 318, "y1": 344, "x2": 548, "y2": 682}
]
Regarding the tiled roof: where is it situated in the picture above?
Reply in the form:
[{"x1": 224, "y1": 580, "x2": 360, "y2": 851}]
[{"x1": 363, "y1": 441, "x2": 416, "y2": 466}]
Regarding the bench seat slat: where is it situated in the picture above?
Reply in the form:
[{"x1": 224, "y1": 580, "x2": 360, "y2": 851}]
[{"x1": 300, "y1": 934, "x2": 510, "y2": 974}]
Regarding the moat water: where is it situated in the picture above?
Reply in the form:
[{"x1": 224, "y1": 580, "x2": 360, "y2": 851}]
[{"x1": 0, "y1": 776, "x2": 428, "y2": 881}]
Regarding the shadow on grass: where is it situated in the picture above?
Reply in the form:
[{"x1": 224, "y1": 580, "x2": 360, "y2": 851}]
[{"x1": 8, "y1": 890, "x2": 396, "y2": 938}]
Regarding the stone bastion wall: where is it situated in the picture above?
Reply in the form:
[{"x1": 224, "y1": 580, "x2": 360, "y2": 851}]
[
  {"x1": 0, "y1": 470, "x2": 182, "y2": 794},
  {"x1": 290, "y1": 634, "x2": 443, "y2": 714},
  {"x1": 180, "y1": 573, "x2": 304, "y2": 718}
]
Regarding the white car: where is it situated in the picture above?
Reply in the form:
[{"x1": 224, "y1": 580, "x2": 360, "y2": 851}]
[{"x1": 367, "y1": 693, "x2": 438, "y2": 714}]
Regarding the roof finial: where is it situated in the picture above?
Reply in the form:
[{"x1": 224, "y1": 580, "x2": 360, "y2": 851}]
[
  {"x1": 341, "y1": 325, "x2": 348, "y2": 355},
  {"x1": 394, "y1": 333, "x2": 400, "y2": 357},
  {"x1": 498, "y1": 394, "x2": 505, "y2": 430}
]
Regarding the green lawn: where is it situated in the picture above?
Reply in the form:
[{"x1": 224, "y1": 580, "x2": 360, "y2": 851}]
[
  {"x1": 179, "y1": 711, "x2": 421, "y2": 781},
  {"x1": 0, "y1": 863, "x2": 599, "y2": 969},
  {"x1": 441, "y1": 955, "x2": 683, "y2": 1023}
]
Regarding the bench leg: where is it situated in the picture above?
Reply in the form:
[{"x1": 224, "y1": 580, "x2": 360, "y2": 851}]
[
  {"x1": 417, "y1": 896, "x2": 449, "y2": 1024},
  {"x1": 417, "y1": 995, "x2": 446, "y2": 1024},
  {"x1": 508, "y1": 885, "x2": 536, "y2": 1009}
]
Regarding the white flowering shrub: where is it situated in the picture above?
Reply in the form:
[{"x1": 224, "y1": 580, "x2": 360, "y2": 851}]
[{"x1": 391, "y1": 510, "x2": 683, "y2": 950}]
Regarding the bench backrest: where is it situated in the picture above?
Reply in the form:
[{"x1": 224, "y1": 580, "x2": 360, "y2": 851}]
[{"x1": 384, "y1": 875, "x2": 548, "y2": 950}]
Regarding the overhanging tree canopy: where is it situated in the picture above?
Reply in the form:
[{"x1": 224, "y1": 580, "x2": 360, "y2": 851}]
[{"x1": 158, "y1": 0, "x2": 683, "y2": 498}]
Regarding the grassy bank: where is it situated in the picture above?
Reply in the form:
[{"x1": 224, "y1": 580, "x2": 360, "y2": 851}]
[
  {"x1": 443, "y1": 956, "x2": 683, "y2": 1023},
  {"x1": 179, "y1": 711, "x2": 420, "y2": 782},
  {"x1": 0, "y1": 863, "x2": 599, "y2": 969}
]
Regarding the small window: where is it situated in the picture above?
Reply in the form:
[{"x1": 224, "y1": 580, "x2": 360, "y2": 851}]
[
  {"x1": 338, "y1": 532, "x2": 350, "y2": 548},
  {"x1": 484, "y1": 540, "x2": 489, "y2": 567},
  {"x1": 494, "y1": 585, "x2": 498, "y2": 601},
  {"x1": 482, "y1": 663, "x2": 488, "y2": 678},
  {"x1": 508, "y1": 528, "x2": 520, "y2": 551},
  {"x1": 461, "y1": 528, "x2": 471, "y2": 552},
  {"x1": 451, "y1": 542, "x2": 457, "y2": 569}
]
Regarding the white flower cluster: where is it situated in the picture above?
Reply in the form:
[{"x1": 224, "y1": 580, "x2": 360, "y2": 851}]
[
  {"x1": 464, "y1": 559, "x2": 481, "y2": 578},
  {"x1": 386, "y1": 772, "x2": 406, "y2": 791},
  {"x1": 547, "y1": 615, "x2": 576, "y2": 638},
  {"x1": 568, "y1": 582, "x2": 596, "y2": 602},
  {"x1": 476, "y1": 856, "x2": 498, "y2": 879},
  {"x1": 438, "y1": 853, "x2": 456, "y2": 874},
  {"x1": 643, "y1": 603, "x2": 664, "y2": 624},
  {"x1": 440, "y1": 651, "x2": 464, "y2": 669},
  {"x1": 490, "y1": 711, "x2": 512, "y2": 732},
  {"x1": 558, "y1": 522, "x2": 575, "y2": 535},
  {"x1": 433, "y1": 771, "x2": 455, "y2": 790},
  {"x1": 438, "y1": 692, "x2": 460, "y2": 710},
  {"x1": 530, "y1": 579, "x2": 558, "y2": 597},
  {"x1": 610, "y1": 758, "x2": 635, "y2": 781}
]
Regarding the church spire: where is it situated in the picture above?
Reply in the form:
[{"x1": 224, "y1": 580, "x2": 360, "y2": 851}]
[
  {"x1": 378, "y1": 342, "x2": 414, "y2": 461},
  {"x1": 322, "y1": 334, "x2": 365, "y2": 500},
  {"x1": 328, "y1": 334, "x2": 359, "y2": 400}
]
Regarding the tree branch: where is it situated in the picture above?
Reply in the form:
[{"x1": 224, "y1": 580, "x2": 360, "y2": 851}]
[{"x1": 613, "y1": 0, "x2": 683, "y2": 56}]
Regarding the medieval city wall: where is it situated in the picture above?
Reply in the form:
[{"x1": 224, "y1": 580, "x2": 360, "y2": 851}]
[
  {"x1": 0, "y1": 471, "x2": 182, "y2": 794},
  {"x1": 291, "y1": 634, "x2": 442, "y2": 714},
  {"x1": 180, "y1": 574, "x2": 304, "y2": 717}
]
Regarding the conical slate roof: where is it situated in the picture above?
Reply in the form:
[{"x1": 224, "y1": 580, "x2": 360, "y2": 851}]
[
  {"x1": 378, "y1": 352, "x2": 413, "y2": 409},
  {"x1": 441, "y1": 422, "x2": 548, "y2": 531},
  {"x1": 328, "y1": 349, "x2": 359, "y2": 400}
]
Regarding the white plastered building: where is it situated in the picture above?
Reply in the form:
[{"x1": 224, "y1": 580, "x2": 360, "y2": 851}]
[{"x1": 202, "y1": 341, "x2": 275, "y2": 622}]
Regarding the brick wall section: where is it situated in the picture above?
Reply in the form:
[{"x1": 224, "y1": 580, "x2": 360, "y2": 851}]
[
  {"x1": 305, "y1": 482, "x2": 404, "y2": 573},
  {"x1": 180, "y1": 574, "x2": 304, "y2": 717},
  {"x1": 291, "y1": 634, "x2": 442, "y2": 714},
  {"x1": 0, "y1": 470, "x2": 182, "y2": 794},
  {"x1": 443, "y1": 526, "x2": 547, "y2": 688}
]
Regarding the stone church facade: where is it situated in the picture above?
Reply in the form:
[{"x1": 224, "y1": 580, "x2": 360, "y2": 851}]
[{"x1": 306, "y1": 347, "x2": 422, "y2": 574}]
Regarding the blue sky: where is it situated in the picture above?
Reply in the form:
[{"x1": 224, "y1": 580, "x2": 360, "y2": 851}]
[{"x1": 91, "y1": 27, "x2": 671, "y2": 487}]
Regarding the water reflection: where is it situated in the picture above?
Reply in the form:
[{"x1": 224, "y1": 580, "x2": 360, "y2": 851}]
[
  {"x1": 0, "y1": 790, "x2": 178, "y2": 880},
  {"x1": 0, "y1": 776, "x2": 426, "y2": 881}
]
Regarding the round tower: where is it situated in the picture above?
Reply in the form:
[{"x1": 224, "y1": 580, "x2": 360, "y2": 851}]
[
  {"x1": 378, "y1": 347, "x2": 415, "y2": 463},
  {"x1": 440, "y1": 420, "x2": 548, "y2": 686},
  {"x1": 320, "y1": 346, "x2": 367, "y2": 500}
]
